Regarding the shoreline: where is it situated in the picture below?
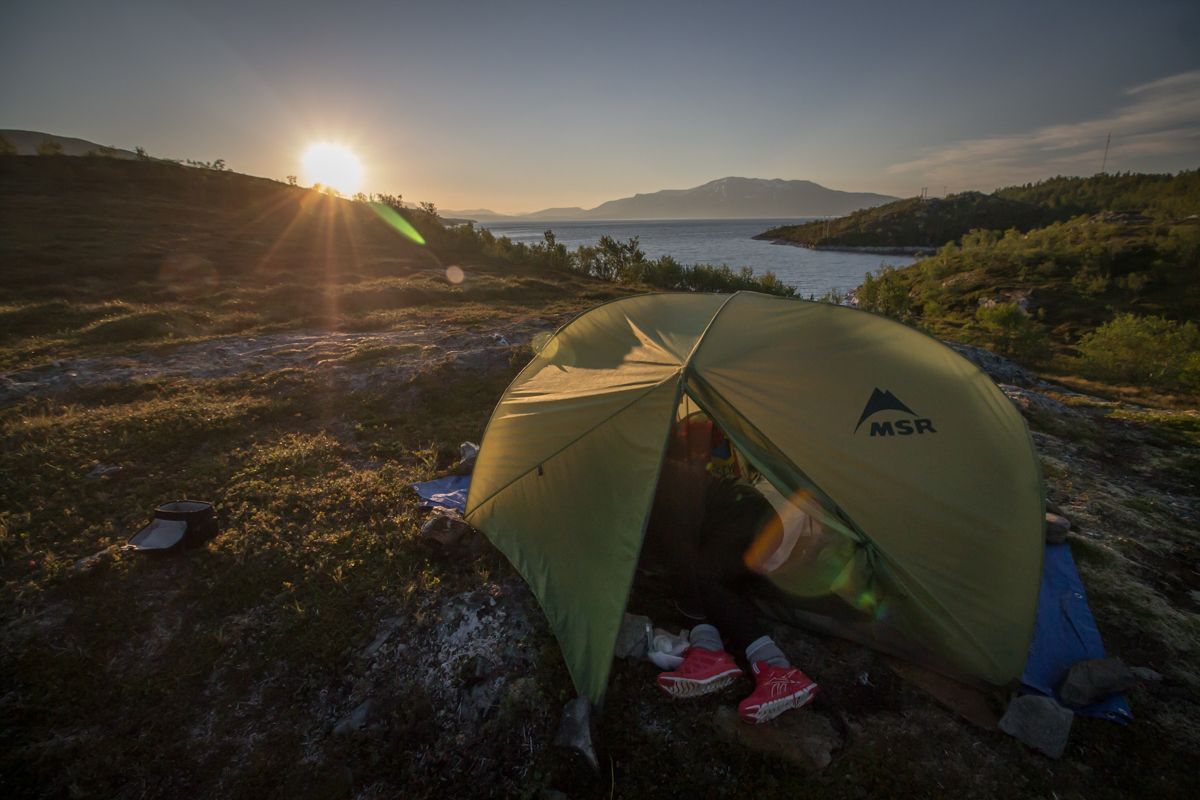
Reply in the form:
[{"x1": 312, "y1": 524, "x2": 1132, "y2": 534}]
[{"x1": 759, "y1": 238, "x2": 938, "y2": 256}]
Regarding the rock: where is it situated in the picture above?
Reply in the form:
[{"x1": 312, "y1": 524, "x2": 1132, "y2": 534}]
[
  {"x1": 1131, "y1": 666, "x2": 1163, "y2": 682},
  {"x1": 712, "y1": 705, "x2": 840, "y2": 771},
  {"x1": 553, "y1": 696, "x2": 598, "y2": 771},
  {"x1": 360, "y1": 617, "x2": 403, "y2": 659},
  {"x1": 998, "y1": 695, "x2": 1073, "y2": 759},
  {"x1": 420, "y1": 514, "x2": 474, "y2": 546},
  {"x1": 332, "y1": 699, "x2": 375, "y2": 735},
  {"x1": 1045, "y1": 512, "x2": 1071, "y2": 544},
  {"x1": 614, "y1": 613, "x2": 652, "y2": 660},
  {"x1": 1001, "y1": 385, "x2": 1088, "y2": 426},
  {"x1": 946, "y1": 342, "x2": 1037, "y2": 387},
  {"x1": 73, "y1": 548, "x2": 113, "y2": 572},
  {"x1": 86, "y1": 463, "x2": 122, "y2": 479},
  {"x1": 1059, "y1": 658, "x2": 1136, "y2": 707}
]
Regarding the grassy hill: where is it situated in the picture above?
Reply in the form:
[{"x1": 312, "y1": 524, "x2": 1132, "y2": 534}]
[
  {"x1": 2, "y1": 157, "x2": 1198, "y2": 799},
  {"x1": 0, "y1": 156, "x2": 641, "y2": 374},
  {"x1": 757, "y1": 171, "x2": 1200, "y2": 250}
]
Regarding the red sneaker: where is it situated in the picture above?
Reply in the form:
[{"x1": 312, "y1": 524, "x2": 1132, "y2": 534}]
[
  {"x1": 656, "y1": 647, "x2": 743, "y2": 699},
  {"x1": 738, "y1": 662, "x2": 818, "y2": 724}
]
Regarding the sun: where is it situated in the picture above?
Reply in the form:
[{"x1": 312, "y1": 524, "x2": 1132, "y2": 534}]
[{"x1": 301, "y1": 142, "x2": 364, "y2": 195}]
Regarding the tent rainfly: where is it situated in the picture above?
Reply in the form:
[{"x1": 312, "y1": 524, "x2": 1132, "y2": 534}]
[{"x1": 466, "y1": 292, "x2": 1044, "y2": 703}]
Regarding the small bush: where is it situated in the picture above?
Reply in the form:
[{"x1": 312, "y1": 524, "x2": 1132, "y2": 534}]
[
  {"x1": 1077, "y1": 313, "x2": 1200, "y2": 390},
  {"x1": 973, "y1": 303, "x2": 1051, "y2": 365}
]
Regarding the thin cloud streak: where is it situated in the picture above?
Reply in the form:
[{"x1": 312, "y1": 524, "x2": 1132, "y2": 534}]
[{"x1": 888, "y1": 70, "x2": 1200, "y2": 187}]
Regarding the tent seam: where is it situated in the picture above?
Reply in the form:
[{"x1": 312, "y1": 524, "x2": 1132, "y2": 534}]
[{"x1": 681, "y1": 291, "x2": 741, "y2": 371}]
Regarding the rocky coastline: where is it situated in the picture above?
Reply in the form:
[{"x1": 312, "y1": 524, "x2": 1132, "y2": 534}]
[{"x1": 758, "y1": 237, "x2": 938, "y2": 256}]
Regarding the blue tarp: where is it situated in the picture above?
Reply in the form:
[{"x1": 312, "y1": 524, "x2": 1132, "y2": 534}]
[
  {"x1": 411, "y1": 475, "x2": 471, "y2": 515},
  {"x1": 1021, "y1": 542, "x2": 1132, "y2": 723}
]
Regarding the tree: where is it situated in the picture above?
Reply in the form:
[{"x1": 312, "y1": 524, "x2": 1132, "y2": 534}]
[
  {"x1": 286, "y1": 175, "x2": 298, "y2": 186},
  {"x1": 37, "y1": 138, "x2": 63, "y2": 156},
  {"x1": 135, "y1": 146, "x2": 149, "y2": 159},
  {"x1": 376, "y1": 193, "x2": 403, "y2": 210}
]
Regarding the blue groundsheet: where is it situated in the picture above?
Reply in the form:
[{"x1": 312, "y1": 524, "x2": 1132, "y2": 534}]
[
  {"x1": 411, "y1": 475, "x2": 471, "y2": 515},
  {"x1": 1021, "y1": 542, "x2": 1133, "y2": 723}
]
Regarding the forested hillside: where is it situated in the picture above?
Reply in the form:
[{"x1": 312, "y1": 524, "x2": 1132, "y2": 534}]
[{"x1": 757, "y1": 171, "x2": 1200, "y2": 250}]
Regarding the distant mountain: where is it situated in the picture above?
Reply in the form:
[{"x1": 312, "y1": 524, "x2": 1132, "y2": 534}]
[
  {"x1": 583, "y1": 177, "x2": 896, "y2": 220},
  {"x1": 521, "y1": 206, "x2": 590, "y2": 221},
  {"x1": 0, "y1": 129, "x2": 137, "y2": 158},
  {"x1": 443, "y1": 177, "x2": 897, "y2": 222}
]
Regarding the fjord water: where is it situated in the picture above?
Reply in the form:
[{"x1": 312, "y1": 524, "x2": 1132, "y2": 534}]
[{"x1": 479, "y1": 218, "x2": 917, "y2": 297}]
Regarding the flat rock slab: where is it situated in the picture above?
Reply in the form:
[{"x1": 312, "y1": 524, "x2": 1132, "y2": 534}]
[
  {"x1": 711, "y1": 705, "x2": 841, "y2": 771},
  {"x1": 998, "y1": 695, "x2": 1073, "y2": 759}
]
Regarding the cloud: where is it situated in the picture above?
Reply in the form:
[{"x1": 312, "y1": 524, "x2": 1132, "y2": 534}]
[{"x1": 887, "y1": 70, "x2": 1200, "y2": 187}]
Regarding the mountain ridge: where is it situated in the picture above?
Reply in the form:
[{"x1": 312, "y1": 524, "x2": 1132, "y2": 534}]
[{"x1": 444, "y1": 177, "x2": 897, "y2": 221}]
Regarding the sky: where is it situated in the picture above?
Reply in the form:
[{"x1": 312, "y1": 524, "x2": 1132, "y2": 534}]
[{"x1": 2, "y1": 0, "x2": 1198, "y2": 213}]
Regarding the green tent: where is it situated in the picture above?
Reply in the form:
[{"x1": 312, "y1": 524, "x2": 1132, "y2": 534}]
[{"x1": 465, "y1": 292, "x2": 1043, "y2": 702}]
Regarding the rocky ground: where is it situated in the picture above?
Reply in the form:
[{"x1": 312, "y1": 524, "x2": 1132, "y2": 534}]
[{"x1": 1, "y1": 323, "x2": 1197, "y2": 799}]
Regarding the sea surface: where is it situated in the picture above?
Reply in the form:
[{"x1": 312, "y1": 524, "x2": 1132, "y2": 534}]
[{"x1": 478, "y1": 218, "x2": 917, "y2": 298}]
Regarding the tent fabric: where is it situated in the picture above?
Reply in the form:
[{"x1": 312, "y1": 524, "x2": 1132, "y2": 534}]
[
  {"x1": 466, "y1": 292, "x2": 1044, "y2": 702},
  {"x1": 1022, "y1": 543, "x2": 1132, "y2": 723}
]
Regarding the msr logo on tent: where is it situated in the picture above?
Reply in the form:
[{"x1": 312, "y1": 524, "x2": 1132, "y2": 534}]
[{"x1": 853, "y1": 388, "x2": 937, "y2": 437}]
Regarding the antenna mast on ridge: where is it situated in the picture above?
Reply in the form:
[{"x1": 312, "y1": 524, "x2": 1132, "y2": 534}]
[{"x1": 1101, "y1": 132, "x2": 1111, "y2": 174}]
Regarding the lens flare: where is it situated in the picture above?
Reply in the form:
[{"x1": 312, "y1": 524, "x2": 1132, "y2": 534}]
[
  {"x1": 368, "y1": 202, "x2": 427, "y2": 245},
  {"x1": 446, "y1": 265, "x2": 464, "y2": 284}
]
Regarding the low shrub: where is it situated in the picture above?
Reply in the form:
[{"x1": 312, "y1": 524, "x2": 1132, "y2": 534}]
[{"x1": 1077, "y1": 313, "x2": 1200, "y2": 390}]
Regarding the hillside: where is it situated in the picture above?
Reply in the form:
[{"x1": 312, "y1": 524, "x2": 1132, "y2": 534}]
[
  {"x1": 757, "y1": 192, "x2": 1048, "y2": 250},
  {"x1": 758, "y1": 171, "x2": 1200, "y2": 250},
  {"x1": 0, "y1": 129, "x2": 137, "y2": 158},
  {"x1": 446, "y1": 177, "x2": 897, "y2": 221},
  {"x1": 848, "y1": 210, "x2": 1200, "y2": 402},
  {"x1": 2, "y1": 156, "x2": 1198, "y2": 799},
  {"x1": 0, "y1": 155, "x2": 628, "y2": 371}
]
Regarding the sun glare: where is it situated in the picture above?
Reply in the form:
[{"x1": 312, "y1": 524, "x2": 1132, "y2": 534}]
[{"x1": 301, "y1": 142, "x2": 364, "y2": 195}]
